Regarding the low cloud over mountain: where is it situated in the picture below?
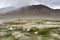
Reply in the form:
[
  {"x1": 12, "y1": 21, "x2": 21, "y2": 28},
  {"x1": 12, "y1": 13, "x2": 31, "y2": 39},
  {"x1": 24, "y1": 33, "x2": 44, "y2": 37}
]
[{"x1": 0, "y1": 4, "x2": 60, "y2": 20}]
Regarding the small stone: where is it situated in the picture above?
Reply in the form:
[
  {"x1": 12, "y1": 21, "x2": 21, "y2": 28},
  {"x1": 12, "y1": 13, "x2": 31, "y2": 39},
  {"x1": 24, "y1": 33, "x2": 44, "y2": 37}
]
[
  {"x1": 27, "y1": 29, "x2": 30, "y2": 31},
  {"x1": 12, "y1": 31, "x2": 21, "y2": 38},
  {"x1": 35, "y1": 31, "x2": 38, "y2": 34},
  {"x1": 15, "y1": 34, "x2": 21, "y2": 38},
  {"x1": 9, "y1": 27, "x2": 13, "y2": 30},
  {"x1": 0, "y1": 32, "x2": 7, "y2": 36}
]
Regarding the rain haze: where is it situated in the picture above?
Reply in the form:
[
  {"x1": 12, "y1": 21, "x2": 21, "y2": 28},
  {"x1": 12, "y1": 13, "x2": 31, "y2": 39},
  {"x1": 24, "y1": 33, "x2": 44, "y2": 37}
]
[{"x1": 0, "y1": 0, "x2": 60, "y2": 9}]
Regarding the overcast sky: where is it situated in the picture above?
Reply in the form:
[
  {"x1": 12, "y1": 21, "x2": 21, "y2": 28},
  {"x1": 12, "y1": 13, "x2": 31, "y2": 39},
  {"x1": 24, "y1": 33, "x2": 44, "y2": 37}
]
[{"x1": 0, "y1": 0, "x2": 60, "y2": 9}]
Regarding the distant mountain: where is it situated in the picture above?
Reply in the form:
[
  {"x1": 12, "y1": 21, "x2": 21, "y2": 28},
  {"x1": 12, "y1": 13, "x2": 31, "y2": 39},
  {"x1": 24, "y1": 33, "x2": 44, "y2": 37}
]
[
  {"x1": 0, "y1": 4, "x2": 60, "y2": 20},
  {"x1": 0, "y1": 6, "x2": 17, "y2": 14},
  {"x1": 54, "y1": 9, "x2": 60, "y2": 13}
]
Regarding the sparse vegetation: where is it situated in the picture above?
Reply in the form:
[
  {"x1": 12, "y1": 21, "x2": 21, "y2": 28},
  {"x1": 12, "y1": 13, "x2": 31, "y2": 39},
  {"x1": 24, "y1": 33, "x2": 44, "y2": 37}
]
[{"x1": 0, "y1": 19, "x2": 60, "y2": 40}]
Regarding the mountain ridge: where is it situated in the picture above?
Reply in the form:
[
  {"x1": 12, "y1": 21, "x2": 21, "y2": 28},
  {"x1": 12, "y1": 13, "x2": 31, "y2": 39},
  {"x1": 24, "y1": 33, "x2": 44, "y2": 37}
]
[{"x1": 0, "y1": 4, "x2": 60, "y2": 20}]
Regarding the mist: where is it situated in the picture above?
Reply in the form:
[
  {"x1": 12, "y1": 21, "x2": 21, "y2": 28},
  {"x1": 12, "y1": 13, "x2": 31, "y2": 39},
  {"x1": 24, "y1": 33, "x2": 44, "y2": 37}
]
[{"x1": 0, "y1": 0, "x2": 60, "y2": 9}]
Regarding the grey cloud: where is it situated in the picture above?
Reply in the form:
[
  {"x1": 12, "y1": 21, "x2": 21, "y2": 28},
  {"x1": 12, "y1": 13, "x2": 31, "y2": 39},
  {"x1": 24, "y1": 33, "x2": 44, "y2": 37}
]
[{"x1": 0, "y1": 0, "x2": 60, "y2": 9}]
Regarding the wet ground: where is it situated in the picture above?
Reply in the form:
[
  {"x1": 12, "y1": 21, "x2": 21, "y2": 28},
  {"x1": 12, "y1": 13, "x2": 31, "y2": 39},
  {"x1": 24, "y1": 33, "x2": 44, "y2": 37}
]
[{"x1": 0, "y1": 19, "x2": 60, "y2": 40}]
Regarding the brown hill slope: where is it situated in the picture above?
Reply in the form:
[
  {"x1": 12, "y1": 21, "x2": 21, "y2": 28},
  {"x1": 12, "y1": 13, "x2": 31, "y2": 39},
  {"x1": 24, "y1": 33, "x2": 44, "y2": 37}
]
[{"x1": 0, "y1": 4, "x2": 60, "y2": 20}]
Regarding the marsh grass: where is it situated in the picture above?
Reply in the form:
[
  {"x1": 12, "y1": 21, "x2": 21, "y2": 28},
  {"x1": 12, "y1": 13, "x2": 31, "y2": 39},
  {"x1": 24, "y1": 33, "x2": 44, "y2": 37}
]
[{"x1": 0, "y1": 19, "x2": 60, "y2": 40}]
